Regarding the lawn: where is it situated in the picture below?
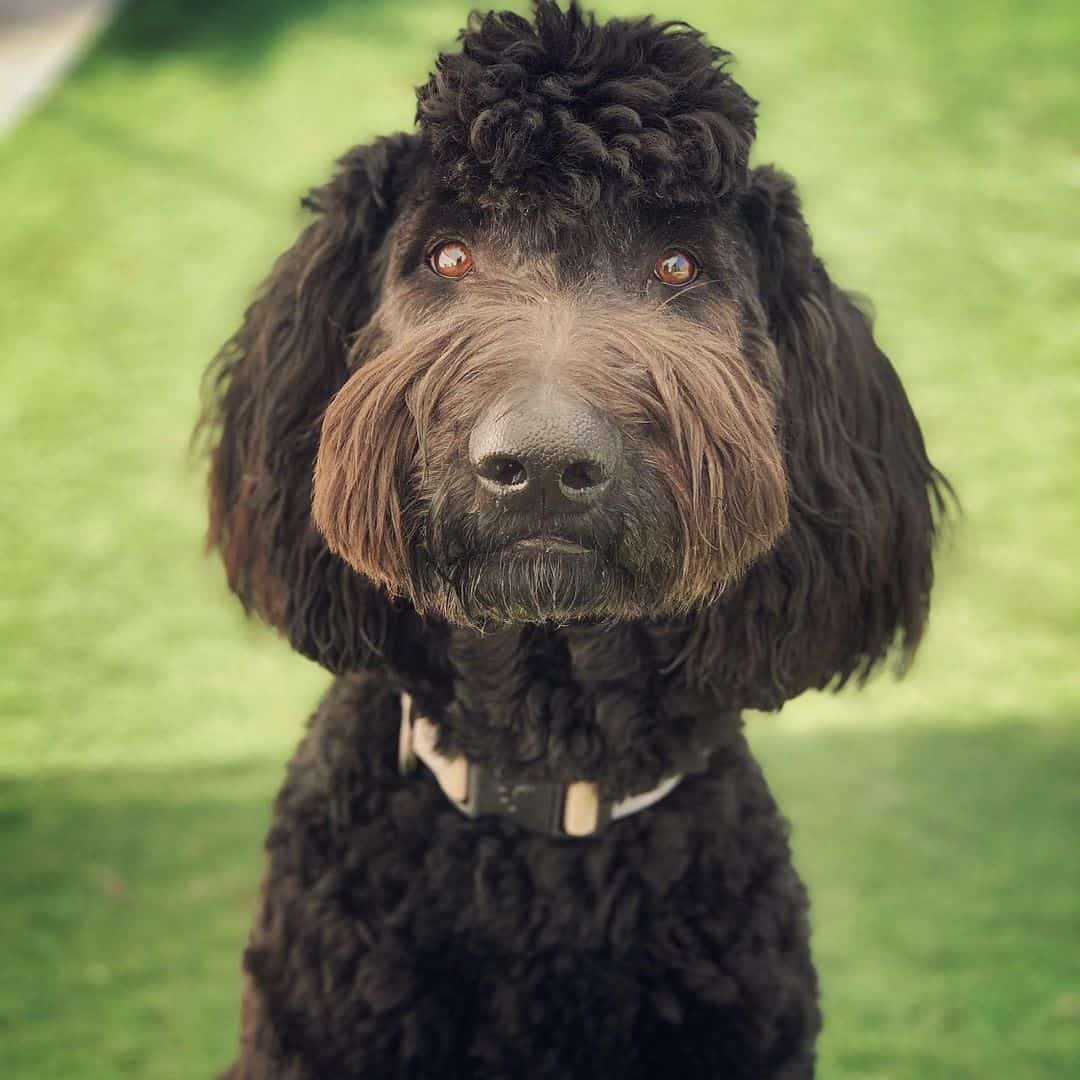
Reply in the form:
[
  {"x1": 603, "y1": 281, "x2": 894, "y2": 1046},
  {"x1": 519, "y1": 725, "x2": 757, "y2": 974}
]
[{"x1": 1, "y1": 0, "x2": 1078, "y2": 1077}]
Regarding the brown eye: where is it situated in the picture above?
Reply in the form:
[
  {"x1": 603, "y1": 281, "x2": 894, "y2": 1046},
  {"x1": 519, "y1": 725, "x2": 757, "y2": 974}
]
[
  {"x1": 654, "y1": 250, "x2": 698, "y2": 287},
  {"x1": 430, "y1": 240, "x2": 474, "y2": 279}
]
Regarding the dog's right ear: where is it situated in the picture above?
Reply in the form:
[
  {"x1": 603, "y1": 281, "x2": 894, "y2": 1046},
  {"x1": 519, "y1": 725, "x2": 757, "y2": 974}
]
[{"x1": 198, "y1": 133, "x2": 420, "y2": 673}]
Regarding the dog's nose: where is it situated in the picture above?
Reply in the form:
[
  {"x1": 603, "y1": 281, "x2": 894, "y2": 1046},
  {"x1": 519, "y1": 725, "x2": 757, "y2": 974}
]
[{"x1": 469, "y1": 389, "x2": 621, "y2": 513}]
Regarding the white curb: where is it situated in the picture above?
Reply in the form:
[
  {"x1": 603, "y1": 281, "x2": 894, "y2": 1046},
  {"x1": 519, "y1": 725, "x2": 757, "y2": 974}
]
[{"x1": 0, "y1": 0, "x2": 119, "y2": 134}]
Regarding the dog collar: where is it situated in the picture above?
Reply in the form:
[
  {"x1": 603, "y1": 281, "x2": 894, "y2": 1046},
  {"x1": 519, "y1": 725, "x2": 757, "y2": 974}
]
[{"x1": 398, "y1": 692, "x2": 683, "y2": 838}]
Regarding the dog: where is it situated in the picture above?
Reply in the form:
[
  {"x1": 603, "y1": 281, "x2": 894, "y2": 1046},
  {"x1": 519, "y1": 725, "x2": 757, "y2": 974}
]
[{"x1": 201, "y1": 2, "x2": 946, "y2": 1076}]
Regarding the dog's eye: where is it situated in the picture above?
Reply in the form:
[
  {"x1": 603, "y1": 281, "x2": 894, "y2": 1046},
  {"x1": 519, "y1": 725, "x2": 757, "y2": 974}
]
[
  {"x1": 654, "y1": 250, "x2": 698, "y2": 287},
  {"x1": 429, "y1": 240, "x2": 474, "y2": 279}
]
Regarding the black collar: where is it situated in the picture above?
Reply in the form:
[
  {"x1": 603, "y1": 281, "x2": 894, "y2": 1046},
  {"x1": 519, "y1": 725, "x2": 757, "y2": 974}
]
[{"x1": 398, "y1": 692, "x2": 684, "y2": 838}]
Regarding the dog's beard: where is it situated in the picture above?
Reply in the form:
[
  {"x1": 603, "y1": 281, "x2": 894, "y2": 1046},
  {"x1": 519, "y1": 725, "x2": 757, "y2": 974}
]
[
  {"x1": 425, "y1": 545, "x2": 674, "y2": 626},
  {"x1": 405, "y1": 497, "x2": 684, "y2": 626}
]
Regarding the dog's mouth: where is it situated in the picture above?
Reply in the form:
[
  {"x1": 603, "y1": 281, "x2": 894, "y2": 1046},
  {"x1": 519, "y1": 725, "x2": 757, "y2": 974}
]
[
  {"x1": 425, "y1": 531, "x2": 622, "y2": 624},
  {"x1": 508, "y1": 535, "x2": 591, "y2": 556},
  {"x1": 417, "y1": 508, "x2": 681, "y2": 625},
  {"x1": 439, "y1": 528, "x2": 599, "y2": 565}
]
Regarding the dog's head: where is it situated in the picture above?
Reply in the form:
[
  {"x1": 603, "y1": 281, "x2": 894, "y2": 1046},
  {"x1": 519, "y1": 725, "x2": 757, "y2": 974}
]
[{"x1": 202, "y1": 1, "x2": 946, "y2": 705}]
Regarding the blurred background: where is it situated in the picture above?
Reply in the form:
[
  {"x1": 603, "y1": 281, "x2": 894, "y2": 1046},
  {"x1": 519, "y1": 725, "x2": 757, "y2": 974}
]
[{"x1": 1, "y1": 0, "x2": 1077, "y2": 1076}]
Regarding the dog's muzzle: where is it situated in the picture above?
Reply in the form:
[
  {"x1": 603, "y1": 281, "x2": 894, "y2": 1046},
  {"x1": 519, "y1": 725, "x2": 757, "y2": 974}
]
[{"x1": 398, "y1": 693, "x2": 684, "y2": 838}]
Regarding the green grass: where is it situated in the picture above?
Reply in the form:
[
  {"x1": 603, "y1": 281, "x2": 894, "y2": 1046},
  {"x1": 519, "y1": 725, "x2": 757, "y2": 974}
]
[{"x1": 1, "y1": 0, "x2": 1077, "y2": 1076}]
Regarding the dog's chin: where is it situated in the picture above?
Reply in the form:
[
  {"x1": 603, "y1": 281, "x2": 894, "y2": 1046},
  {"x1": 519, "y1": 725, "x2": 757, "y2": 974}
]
[{"x1": 414, "y1": 543, "x2": 677, "y2": 628}]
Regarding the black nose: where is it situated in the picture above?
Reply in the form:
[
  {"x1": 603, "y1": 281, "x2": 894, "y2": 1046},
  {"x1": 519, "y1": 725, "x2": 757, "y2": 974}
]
[{"x1": 469, "y1": 389, "x2": 621, "y2": 513}]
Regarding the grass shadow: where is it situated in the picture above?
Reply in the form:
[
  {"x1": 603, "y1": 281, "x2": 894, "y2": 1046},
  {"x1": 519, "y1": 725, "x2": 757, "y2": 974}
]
[
  {"x1": 92, "y1": 0, "x2": 449, "y2": 69},
  {"x1": 0, "y1": 761, "x2": 279, "y2": 1080},
  {"x1": 752, "y1": 720, "x2": 1080, "y2": 1078},
  {"x1": 98, "y1": 0, "x2": 365, "y2": 66}
]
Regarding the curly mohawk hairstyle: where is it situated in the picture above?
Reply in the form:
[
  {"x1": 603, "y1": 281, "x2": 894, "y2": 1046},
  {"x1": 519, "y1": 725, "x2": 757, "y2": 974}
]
[{"x1": 416, "y1": 0, "x2": 757, "y2": 213}]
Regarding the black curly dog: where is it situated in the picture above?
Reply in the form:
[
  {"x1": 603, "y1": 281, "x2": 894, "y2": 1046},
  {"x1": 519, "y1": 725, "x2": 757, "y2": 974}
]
[{"x1": 202, "y1": 3, "x2": 946, "y2": 1076}]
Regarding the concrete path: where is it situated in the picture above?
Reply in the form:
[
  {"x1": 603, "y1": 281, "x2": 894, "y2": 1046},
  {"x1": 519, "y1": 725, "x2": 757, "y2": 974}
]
[{"x1": 0, "y1": 0, "x2": 118, "y2": 134}]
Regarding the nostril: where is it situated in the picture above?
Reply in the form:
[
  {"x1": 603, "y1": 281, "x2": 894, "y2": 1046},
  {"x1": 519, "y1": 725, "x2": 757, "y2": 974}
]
[
  {"x1": 560, "y1": 460, "x2": 606, "y2": 494},
  {"x1": 478, "y1": 454, "x2": 528, "y2": 489}
]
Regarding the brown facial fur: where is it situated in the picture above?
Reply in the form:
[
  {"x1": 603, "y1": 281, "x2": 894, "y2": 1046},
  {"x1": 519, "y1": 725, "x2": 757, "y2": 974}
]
[{"x1": 312, "y1": 256, "x2": 788, "y2": 627}]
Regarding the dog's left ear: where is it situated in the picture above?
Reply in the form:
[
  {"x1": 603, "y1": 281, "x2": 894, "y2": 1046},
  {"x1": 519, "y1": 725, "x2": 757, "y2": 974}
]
[
  {"x1": 680, "y1": 165, "x2": 949, "y2": 707},
  {"x1": 199, "y1": 133, "x2": 421, "y2": 674}
]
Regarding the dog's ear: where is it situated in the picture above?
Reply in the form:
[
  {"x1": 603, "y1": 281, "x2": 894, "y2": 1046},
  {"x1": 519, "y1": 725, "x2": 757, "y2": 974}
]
[
  {"x1": 681, "y1": 165, "x2": 948, "y2": 708},
  {"x1": 199, "y1": 133, "x2": 420, "y2": 673}
]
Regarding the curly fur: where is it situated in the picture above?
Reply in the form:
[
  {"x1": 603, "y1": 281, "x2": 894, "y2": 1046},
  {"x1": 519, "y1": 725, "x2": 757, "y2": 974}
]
[
  {"x1": 416, "y1": 2, "x2": 756, "y2": 215},
  {"x1": 200, "y1": 3, "x2": 947, "y2": 1077}
]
